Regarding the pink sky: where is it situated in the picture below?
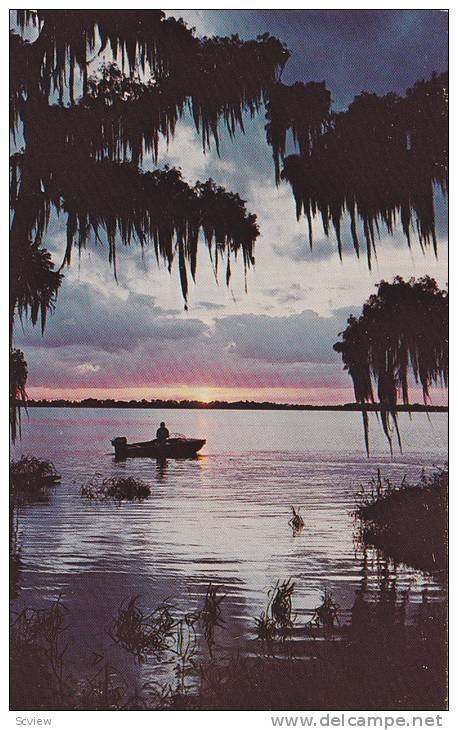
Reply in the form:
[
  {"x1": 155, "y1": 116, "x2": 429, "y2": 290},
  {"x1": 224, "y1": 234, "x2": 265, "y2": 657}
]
[{"x1": 28, "y1": 384, "x2": 448, "y2": 406}]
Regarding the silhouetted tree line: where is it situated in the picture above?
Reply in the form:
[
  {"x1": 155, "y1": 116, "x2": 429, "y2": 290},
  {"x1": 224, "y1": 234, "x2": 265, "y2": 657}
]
[{"x1": 24, "y1": 398, "x2": 447, "y2": 413}]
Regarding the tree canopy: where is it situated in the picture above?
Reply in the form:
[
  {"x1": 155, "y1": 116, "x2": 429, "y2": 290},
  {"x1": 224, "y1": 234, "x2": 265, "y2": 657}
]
[
  {"x1": 10, "y1": 10, "x2": 288, "y2": 308},
  {"x1": 267, "y1": 74, "x2": 448, "y2": 266},
  {"x1": 9, "y1": 9, "x2": 289, "y2": 440},
  {"x1": 334, "y1": 277, "x2": 448, "y2": 454}
]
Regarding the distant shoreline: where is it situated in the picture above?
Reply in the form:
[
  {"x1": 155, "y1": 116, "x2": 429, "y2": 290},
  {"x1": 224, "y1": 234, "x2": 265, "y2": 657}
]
[{"x1": 23, "y1": 399, "x2": 448, "y2": 413}]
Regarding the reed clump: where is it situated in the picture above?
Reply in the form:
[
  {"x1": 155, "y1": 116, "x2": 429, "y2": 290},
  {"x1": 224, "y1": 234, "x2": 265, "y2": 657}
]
[
  {"x1": 81, "y1": 476, "x2": 151, "y2": 502},
  {"x1": 255, "y1": 578, "x2": 296, "y2": 642},
  {"x1": 10, "y1": 596, "x2": 69, "y2": 709},
  {"x1": 288, "y1": 506, "x2": 305, "y2": 535},
  {"x1": 110, "y1": 596, "x2": 176, "y2": 662},
  {"x1": 10, "y1": 456, "x2": 60, "y2": 505},
  {"x1": 199, "y1": 583, "x2": 225, "y2": 655},
  {"x1": 356, "y1": 467, "x2": 447, "y2": 575},
  {"x1": 308, "y1": 587, "x2": 340, "y2": 634}
]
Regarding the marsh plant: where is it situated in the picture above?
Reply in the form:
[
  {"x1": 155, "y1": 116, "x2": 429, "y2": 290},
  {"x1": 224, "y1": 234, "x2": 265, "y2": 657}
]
[
  {"x1": 255, "y1": 579, "x2": 296, "y2": 642},
  {"x1": 110, "y1": 585, "x2": 225, "y2": 694},
  {"x1": 110, "y1": 595, "x2": 176, "y2": 662},
  {"x1": 81, "y1": 475, "x2": 151, "y2": 502},
  {"x1": 10, "y1": 595, "x2": 69, "y2": 709},
  {"x1": 10, "y1": 455, "x2": 60, "y2": 504},
  {"x1": 288, "y1": 506, "x2": 305, "y2": 535},
  {"x1": 307, "y1": 588, "x2": 340, "y2": 636},
  {"x1": 355, "y1": 467, "x2": 448, "y2": 575},
  {"x1": 10, "y1": 579, "x2": 447, "y2": 711}
]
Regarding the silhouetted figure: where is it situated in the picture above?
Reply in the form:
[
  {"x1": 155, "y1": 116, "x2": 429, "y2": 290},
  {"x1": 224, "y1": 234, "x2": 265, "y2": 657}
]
[{"x1": 156, "y1": 422, "x2": 170, "y2": 443}]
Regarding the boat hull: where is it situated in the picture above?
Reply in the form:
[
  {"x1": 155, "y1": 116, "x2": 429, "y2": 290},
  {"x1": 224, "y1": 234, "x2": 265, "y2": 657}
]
[{"x1": 112, "y1": 438, "x2": 206, "y2": 460}]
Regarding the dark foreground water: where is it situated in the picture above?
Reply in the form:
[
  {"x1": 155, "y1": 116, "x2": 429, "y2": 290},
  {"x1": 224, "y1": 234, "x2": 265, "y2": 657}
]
[{"x1": 11, "y1": 407, "x2": 447, "y2": 691}]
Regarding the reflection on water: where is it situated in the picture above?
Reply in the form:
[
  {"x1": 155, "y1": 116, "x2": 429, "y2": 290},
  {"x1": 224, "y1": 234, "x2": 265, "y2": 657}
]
[{"x1": 11, "y1": 408, "x2": 447, "y2": 687}]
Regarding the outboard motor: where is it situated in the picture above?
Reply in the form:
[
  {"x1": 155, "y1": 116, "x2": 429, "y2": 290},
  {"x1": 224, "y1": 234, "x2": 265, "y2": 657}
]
[{"x1": 111, "y1": 436, "x2": 127, "y2": 458}]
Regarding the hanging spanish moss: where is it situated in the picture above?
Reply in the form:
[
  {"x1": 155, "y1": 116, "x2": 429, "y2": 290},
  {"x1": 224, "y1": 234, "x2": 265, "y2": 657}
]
[
  {"x1": 10, "y1": 10, "x2": 288, "y2": 442},
  {"x1": 265, "y1": 81, "x2": 331, "y2": 185},
  {"x1": 333, "y1": 277, "x2": 448, "y2": 454},
  {"x1": 10, "y1": 152, "x2": 258, "y2": 306},
  {"x1": 10, "y1": 11, "x2": 288, "y2": 306},
  {"x1": 10, "y1": 240, "x2": 62, "y2": 338},
  {"x1": 11, "y1": 12, "x2": 288, "y2": 157},
  {"x1": 269, "y1": 74, "x2": 447, "y2": 264}
]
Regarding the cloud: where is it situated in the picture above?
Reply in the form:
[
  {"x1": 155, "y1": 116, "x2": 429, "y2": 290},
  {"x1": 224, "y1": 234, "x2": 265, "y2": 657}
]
[
  {"x1": 18, "y1": 302, "x2": 356, "y2": 395},
  {"x1": 16, "y1": 283, "x2": 209, "y2": 353},
  {"x1": 75, "y1": 362, "x2": 101, "y2": 374},
  {"x1": 213, "y1": 308, "x2": 352, "y2": 364}
]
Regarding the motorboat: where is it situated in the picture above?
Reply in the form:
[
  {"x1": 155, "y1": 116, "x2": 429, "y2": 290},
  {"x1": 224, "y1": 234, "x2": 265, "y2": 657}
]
[{"x1": 111, "y1": 434, "x2": 206, "y2": 460}]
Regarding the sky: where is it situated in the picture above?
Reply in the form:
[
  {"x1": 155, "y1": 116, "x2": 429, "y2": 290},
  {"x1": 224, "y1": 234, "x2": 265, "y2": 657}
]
[{"x1": 14, "y1": 10, "x2": 449, "y2": 404}]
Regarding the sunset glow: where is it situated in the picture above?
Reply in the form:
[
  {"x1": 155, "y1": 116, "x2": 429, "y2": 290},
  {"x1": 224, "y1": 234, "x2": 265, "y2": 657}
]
[{"x1": 27, "y1": 385, "x2": 448, "y2": 406}]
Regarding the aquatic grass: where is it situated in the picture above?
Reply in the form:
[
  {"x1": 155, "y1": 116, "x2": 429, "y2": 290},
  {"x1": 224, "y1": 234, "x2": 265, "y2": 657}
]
[
  {"x1": 110, "y1": 595, "x2": 176, "y2": 662},
  {"x1": 254, "y1": 612, "x2": 278, "y2": 643},
  {"x1": 10, "y1": 455, "x2": 60, "y2": 504},
  {"x1": 288, "y1": 506, "x2": 304, "y2": 535},
  {"x1": 10, "y1": 595, "x2": 70, "y2": 709},
  {"x1": 199, "y1": 583, "x2": 225, "y2": 656},
  {"x1": 10, "y1": 595, "x2": 141, "y2": 710},
  {"x1": 109, "y1": 586, "x2": 225, "y2": 691},
  {"x1": 356, "y1": 467, "x2": 448, "y2": 575},
  {"x1": 10, "y1": 580, "x2": 447, "y2": 711},
  {"x1": 308, "y1": 588, "x2": 340, "y2": 635},
  {"x1": 73, "y1": 664, "x2": 129, "y2": 711},
  {"x1": 81, "y1": 475, "x2": 151, "y2": 502},
  {"x1": 173, "y1": 612, "x2": 200, "y2": 694},
  {"x1": 255, "y1": 579, "x2": 296, "y2": 642}
]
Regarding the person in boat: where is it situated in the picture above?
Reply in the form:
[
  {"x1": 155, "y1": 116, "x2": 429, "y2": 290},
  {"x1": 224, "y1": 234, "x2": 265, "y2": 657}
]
[{"x1": 156, "y1": 422, "x2": 170, "y2": 443}]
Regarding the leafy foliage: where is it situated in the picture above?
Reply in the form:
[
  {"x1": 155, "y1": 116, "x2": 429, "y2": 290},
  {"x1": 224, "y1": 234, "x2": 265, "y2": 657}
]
[
  {"x1": 10, "y1": 239, "x2": 62, "y2": 335},
  {"x1": 266, "y1": 80, "x2": 331, "y2": 185},
  {"x1": 334, "y1": 277, "x2": 448, "y2": 453}
]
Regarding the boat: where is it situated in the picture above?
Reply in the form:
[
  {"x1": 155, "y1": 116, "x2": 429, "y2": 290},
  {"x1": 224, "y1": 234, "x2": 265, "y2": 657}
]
[{"x1": 111, "y1": 434, "x2": 206, "y2": 460}]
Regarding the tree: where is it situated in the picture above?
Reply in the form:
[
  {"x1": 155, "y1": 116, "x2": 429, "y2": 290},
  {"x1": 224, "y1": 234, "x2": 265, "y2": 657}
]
[
  {"x1": 268, "y1": 74, "x2": 448, "y2": 267},
  {"x1": 333, "y1": 277, "x2": 448, "y2": 454},
  {"x1": 9, "y1": 9, "x2": 288, "y2": 439}
]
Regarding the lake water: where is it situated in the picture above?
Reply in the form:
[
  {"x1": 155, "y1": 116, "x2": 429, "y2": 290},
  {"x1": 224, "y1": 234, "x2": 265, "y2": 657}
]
[{"x1": 11, "y1": 407, "x2": 447, "y2": 690}]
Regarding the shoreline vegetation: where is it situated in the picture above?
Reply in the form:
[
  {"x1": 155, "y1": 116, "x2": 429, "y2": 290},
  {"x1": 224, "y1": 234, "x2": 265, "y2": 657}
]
[
  {"x1": 21, "y1": 398, "x2": 447, "y2": 412},
  {"x1": 10, "y1": 579, "x2": 447, "y2": 711},
  {"x1": 356, "y1": 468, "x2": 448, "y2": 578}
]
